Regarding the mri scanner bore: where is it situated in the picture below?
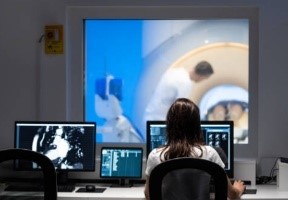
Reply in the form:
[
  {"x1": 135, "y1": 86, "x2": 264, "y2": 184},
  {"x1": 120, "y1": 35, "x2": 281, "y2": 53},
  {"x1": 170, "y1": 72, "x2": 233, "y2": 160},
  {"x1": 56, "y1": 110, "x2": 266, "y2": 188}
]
[{"x1": 200, "y1": 85, "x2": 249, "y2": 143}]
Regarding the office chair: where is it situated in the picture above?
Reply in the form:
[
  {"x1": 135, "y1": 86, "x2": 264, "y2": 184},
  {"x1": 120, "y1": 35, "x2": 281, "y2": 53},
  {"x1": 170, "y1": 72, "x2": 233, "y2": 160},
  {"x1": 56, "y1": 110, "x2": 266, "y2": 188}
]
[
  {"x1": 148, "y1": 157, "x2": 228, "y2": 200},
  {"x1": 0, "y1": 148, "x2": 57, "y2": 200}
]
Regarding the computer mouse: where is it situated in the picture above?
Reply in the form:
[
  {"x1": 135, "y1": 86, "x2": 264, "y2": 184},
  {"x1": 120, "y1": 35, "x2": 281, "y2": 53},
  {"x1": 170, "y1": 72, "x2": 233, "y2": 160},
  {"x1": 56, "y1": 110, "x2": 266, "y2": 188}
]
[{"x1": 85, "y1": 184, "x2": 96, "y2": 192}]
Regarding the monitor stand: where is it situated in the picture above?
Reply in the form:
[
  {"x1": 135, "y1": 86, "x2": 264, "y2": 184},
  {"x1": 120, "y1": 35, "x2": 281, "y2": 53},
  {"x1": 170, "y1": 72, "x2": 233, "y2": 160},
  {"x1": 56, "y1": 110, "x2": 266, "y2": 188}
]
[
  {"x1": 55, "y1": 171, "x2": 76, "y2": 192},
  {"x1": 56, "y1": 171, "x2": 70, "y2": 185},
  {"x1": 110, "y1": 178, "x2": 133, "y2": 188}
]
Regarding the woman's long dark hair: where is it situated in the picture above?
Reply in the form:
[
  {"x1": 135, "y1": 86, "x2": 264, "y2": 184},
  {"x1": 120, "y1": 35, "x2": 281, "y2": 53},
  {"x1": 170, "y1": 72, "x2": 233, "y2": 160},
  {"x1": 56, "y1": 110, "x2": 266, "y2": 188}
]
[{"x1": 161, "y1": 98, "x2": 204, "y2": 161}]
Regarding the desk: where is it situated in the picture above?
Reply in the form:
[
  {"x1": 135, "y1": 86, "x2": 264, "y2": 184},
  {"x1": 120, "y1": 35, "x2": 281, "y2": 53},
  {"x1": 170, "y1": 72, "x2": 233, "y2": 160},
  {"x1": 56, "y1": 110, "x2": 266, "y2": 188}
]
[
  {"x1": 242, "y1": 185, "x2": 288, "y2": 200},
  {"x1": 0, "y1": 184, "x2": 145, "y2": 200},
  {"x1": 1, "y1": 184, "x2": 288, "y2": 200}
]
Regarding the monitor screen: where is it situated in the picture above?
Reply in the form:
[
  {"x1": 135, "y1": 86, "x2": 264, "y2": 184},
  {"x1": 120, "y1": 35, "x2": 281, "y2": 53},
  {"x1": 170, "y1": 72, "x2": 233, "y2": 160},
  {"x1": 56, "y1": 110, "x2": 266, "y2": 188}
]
[
  {"x1": 146, "y1": 120, "x2": 234, "y2": 178},
  {"x1": 100, "y1": 147, "x2": 143, "y2": 186},
  {"x1": 14, "y1": 121, "x2": 96, "y2": 172}
]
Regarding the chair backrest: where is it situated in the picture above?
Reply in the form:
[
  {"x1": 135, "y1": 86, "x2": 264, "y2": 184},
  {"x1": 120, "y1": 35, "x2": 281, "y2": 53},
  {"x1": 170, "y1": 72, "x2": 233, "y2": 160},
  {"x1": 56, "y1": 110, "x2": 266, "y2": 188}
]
[
  {"x1": 148, "y1": 157, "x2": 228, "y2": 200},
  {"x1": 0, "y1": 148, "x2": 57, "y2": 200}
]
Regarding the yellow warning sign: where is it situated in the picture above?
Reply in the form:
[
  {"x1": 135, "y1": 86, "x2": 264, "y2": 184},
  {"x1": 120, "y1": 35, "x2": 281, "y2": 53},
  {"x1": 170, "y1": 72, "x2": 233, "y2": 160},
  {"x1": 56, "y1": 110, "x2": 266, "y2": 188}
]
[{"x1": 45, "y1": 25, "x2": 64, "y2": 54}]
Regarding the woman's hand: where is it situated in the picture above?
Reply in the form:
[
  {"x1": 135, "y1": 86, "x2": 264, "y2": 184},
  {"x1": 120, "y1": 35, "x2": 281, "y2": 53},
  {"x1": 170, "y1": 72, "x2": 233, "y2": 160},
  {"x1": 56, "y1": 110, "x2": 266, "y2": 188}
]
[
  {"x1": 233, "y1": 180, "x2": 246, "y2": 196},
  {"x1": 227, "y1": 177, "x2": 246, "y2": 199}
]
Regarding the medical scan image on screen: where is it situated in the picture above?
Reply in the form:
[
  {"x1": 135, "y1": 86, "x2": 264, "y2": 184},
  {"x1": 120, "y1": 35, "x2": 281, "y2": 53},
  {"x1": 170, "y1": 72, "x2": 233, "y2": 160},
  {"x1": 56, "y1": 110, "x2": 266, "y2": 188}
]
[
  {"x1": 84, "y1": 19, "x2": 249, "y2": 144},
  {"x1": 14, "y1": 122, "x2": 96, "y2": 171},
  {"x1": 100, "y1": 147, "x2": 143, "y2": 186}
]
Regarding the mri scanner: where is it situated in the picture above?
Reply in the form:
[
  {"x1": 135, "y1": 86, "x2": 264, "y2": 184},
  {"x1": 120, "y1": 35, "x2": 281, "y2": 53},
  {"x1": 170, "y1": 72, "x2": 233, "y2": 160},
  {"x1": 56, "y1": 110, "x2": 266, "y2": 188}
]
[
  {"x1": 136, "y1": 19, "x2": 249, "y2": 144},
  {"x1": 171, "y1": 42, "x2": 249, "y2": 144}
]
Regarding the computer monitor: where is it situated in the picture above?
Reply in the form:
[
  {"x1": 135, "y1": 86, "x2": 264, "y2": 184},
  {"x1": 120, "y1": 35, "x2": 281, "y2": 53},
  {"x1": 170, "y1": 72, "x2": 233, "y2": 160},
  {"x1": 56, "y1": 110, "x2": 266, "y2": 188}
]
[
  {"x1": 146, "y1": 120, "x2": 234, "y2": 178},
  {"x1": 100, "y1": 147, "x2": 143, "y2": 187},
  {"x1": 14, "y1": 121, "x2": 96, "y2": 183}
]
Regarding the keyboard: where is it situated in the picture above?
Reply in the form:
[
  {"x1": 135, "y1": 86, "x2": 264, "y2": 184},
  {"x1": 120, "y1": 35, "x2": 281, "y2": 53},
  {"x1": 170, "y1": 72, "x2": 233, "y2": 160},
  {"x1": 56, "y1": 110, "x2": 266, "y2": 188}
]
[
  {"x1": 209, "y1": 184, "x2": 257, "y2": 194},
  {"x1": 230, "y1": 179, "x2": 251, "y2": 185},
  {"x1": 5, "y1": 184, "x2": 76, "y2": 192},
  {"x1": 58, "y1": 184, "x2": 76, "y2": 192}
]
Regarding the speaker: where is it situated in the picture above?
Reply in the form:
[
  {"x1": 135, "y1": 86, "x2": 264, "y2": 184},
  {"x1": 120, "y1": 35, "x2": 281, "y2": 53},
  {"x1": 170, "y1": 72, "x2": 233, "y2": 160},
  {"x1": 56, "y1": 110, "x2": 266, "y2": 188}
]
[{"x1": 234, "y1": 159, "x2": 256, "y2": 186}]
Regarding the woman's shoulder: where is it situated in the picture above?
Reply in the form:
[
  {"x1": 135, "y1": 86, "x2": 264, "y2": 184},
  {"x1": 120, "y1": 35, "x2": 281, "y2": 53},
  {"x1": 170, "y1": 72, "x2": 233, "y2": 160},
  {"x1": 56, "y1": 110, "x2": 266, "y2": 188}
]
[
  {"x1": 199, "y1": 145, "x2": 219, "y2": 156},
  {"x1": 203, "y1": 145, "x2": 215, "y2": 151},
  {"x1": 149, "y1": 147, "x2": 165, "y2": 157},
  {"x1": 146, "y1": 147, "x2": 165, "y2": 172},
  {"x1": 200, "y1": 145, "x2": 225, "y2": 168}
]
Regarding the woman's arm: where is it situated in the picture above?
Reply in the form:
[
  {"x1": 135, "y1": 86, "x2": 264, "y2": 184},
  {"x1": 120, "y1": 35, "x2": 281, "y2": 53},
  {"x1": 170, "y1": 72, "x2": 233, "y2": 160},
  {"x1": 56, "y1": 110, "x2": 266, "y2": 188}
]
[{"x1": 144, "y1": 176, "x2": 150, "y2": 200}]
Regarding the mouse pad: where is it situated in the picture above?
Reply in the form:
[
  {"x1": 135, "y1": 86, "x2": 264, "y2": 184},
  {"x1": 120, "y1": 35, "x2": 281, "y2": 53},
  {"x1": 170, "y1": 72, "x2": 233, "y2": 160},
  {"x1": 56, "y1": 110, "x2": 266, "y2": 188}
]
[{"x1": 76, "y1": 187, "x2": 106, "y2": 193}]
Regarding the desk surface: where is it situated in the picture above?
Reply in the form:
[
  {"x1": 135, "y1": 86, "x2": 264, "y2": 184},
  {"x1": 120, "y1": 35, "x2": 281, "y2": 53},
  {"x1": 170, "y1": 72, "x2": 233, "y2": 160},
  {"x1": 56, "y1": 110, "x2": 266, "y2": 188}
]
[{"x1": 1, "y1": 184, "x2": 288, "y2": 200}]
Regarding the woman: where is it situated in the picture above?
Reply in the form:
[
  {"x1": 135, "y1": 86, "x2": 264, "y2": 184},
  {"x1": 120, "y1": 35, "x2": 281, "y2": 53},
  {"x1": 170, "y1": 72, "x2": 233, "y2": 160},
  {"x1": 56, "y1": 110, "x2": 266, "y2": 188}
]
[{"x1": 144, "y1": 98, "x2": 245, "y2": 199}]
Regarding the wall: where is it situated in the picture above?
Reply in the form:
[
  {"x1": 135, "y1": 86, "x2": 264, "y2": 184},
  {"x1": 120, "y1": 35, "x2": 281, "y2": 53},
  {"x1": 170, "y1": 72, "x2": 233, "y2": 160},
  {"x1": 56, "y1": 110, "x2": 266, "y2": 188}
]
[{"x1": 0, "y1": 0, "x2": 288, "y2": 177}]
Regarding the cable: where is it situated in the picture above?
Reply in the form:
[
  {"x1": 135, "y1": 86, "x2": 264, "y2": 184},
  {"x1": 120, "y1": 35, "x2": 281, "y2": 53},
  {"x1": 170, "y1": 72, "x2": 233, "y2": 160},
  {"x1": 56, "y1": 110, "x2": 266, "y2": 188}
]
[
  {"x1": 269, "y1": 157, "x2": 279, "y2": 182},
  {"x1": 256, "y1": 156, "x2": 279, "y2": 184},
  {"x1": 38, "y1": 34, "x2": 45, "y2": 43}
]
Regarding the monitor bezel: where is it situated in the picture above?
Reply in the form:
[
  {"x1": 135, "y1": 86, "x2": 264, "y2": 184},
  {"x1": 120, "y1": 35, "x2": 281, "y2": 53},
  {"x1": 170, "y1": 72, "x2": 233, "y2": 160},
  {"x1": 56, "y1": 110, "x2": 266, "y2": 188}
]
[
  {"x1": 99, "y1": 146, "x2": 143, "y2": 179},
  {"x1": 146, "y1": 120, "x2": 234, "y2": 178},
  {"x1": 14, "y1": 121, "x2": 96, "y2": 172}
]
